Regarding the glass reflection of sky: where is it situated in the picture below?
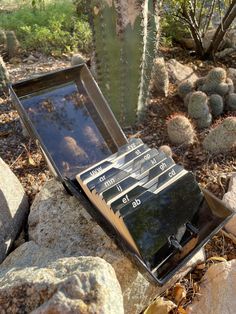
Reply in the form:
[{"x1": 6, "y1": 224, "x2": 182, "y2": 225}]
[{"x1": 21, "y1": 82, "x2": 112, "y2": 178}]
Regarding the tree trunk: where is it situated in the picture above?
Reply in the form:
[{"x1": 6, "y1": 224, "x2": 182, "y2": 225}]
[{"x1": 205, "y1": 0, "x2": 236, "y2": 58}]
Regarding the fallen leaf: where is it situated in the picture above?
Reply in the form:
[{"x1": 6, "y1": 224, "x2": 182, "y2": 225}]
[
  {"x1": 206, "y1": 256, "x2": 227, "y2": 263},
  {"x1": 173, "y1": 283, "x2": 187, "y2": 304},
  {"x1": 144, "y1": 297, "x2": 176, "y2": 314},
  {"x1": 178, "y1": 306, "x2": 187, "y2": 314},
  {"x1": 28, "y1": 156, "x2": 36, "y2": 166}
]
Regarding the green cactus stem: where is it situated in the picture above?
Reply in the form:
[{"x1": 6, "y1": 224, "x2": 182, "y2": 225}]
[
  {"x1": 188, "y1": 91, "x2": 209, "y2": 119},
  {"x1": 227, "y1": 93, "x2": 236, "y2": 111},
  {"x1": 209, "y1": 94, "x2": 224, "y2": 117},
  {"x1": 0, "y1": 56, "x2": 9, "y2": 95},
  {"x1": 6, "y1": 31, "x2": 19, "y2": 59},
  {"x1": 90, "y1": 0, "x2": 159, "y2": 126},
  {"x1": 177, "y1": 81, "x2": 193, "y2": 100}
]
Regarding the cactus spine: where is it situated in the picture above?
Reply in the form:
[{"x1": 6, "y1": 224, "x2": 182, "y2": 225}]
[
  {"x1": 0, "y1": 56, "x2": 9, "y2": 95},
  {"x1": 90, "y1": 0, "x2": 159, "y2": 126}
]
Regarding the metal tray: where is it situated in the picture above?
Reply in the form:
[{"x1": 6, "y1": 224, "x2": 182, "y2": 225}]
[{"x1": 9, "y1": 64, "x2": 234, "y2": 286}]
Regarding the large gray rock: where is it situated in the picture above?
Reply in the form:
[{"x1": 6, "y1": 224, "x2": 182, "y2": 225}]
[
  {"x1": 28, "y1": 179, "x2": 205, "y2": 314},
  {"x1": 0, "y1": 241, "x2": 124, "y2": 314},
  {"x1": 223, "y1": 173, "x2": 236, "y2": 236},
  {"x1": 0, "y1": 157, "x2": 28, "y2": 263},
  {"x1": 187, "y1": 260, "x2": 236, "y2": 314},
  {"x1": 166, "y1": 59, "x2": 198, "y2": 85}
]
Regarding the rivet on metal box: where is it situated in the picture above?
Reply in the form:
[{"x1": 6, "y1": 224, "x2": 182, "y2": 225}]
[{"x1": 9, "y1": 64, "x2": 234, "y2": 286}]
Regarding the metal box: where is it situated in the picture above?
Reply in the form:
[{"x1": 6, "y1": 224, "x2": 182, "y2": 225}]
[{"x1": 9, "y1": 64, "x2": 234, "y2": 286}]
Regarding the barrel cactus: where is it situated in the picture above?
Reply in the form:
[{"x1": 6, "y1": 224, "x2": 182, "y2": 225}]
[
  {"x1": 177, "y1": 81, "x2": 194, "y2": 100},
  {"x1": 0, "y1": 56, "x2": 9, "y2": 95},
  {"x1": 195, "y1": 77, "x2": 206, "y2": 89},
  {"x1": 227, "y1": 93, "x2": 236, "y2": 111},
  {"x1": 203, "y1": 117, "x2": 236, "y2": 154},
  {"x1": 90, "y1": 0, "x2": 159, "y2": 126},
  {"x1": 159, "y1": 145, "x2": 173, "y2": 157},
  {"x1": 6, "y1": 31, "x2": 19, "y2": 59},
  {"x1": 198, "y1": 67, "x2": 228, "y2": 96},
  {"x1": 227, "y1": 78, "x2": 235, "y2": 94},
  {"x1": 0, "y1": 30, "x2": 6, "y2": 48},
  {"x1": 152, "y1": 57, "x2": 169, "y2": 97},
  {"x1": 71, "y1": 53, "x2": 86, "y2": 66},
  {"x1": 167, "y1": 114, "x2": 196, "y2": 145},
  {"x1": 188, "y1": 91, "x2": 209, "y2": 118},
  {"x1": 209, "y1": 94, "x2": 224, "y2": 117},
  {"x1": 206, "y1": 67, "x2": 227, "y2": 84}
]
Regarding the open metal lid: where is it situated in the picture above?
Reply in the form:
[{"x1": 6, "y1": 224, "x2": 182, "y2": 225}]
[{"x1": 10, "y1": 64, "x2": 127, "y2": 180}]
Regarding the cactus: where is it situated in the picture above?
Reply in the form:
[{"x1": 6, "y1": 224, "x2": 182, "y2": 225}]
[
  {"x1": 188, "y1": 91, "x2": 209, "y2": 119},
  {"x1": 209, "y1": 94, "x2": 224, "y2": 117},
  {"x1": 227, "y1": 93, "x2": 236, "y2": 111},
  {"x1": 203, "y1": 117, "x2": 236, "y2": 154},
  {"x1": 197, "y1": 113, "x2": 212, "y2": 129},
  {"x1": 206, "y1": 67, "x2": 227, "y2": 84},
  {"x1": 227, "y1": 78, "x2": 234, "y2": 94},
  {"x1": 152, "y1": 57, "x2": 169, "y2": 97},
  {"x1": 6, "y1": 31, "x2": 19, "y2": 59},
  {"x1": 199, "y1": 68, "x2": 229, "y2": 96},
  {"x1": 90, "y1": 0, "x2": 159, "y2": 126},
  {"x1": 159, "y1": 145, "x2": 172, "y2": 157},
  {"x1": 0, "y1": 30, "x2": 6, "y2": 48},
  {"x1": 71, "y1": 53, "x2": 86, "y2": 66},
  {"x1": 184, "y1": 92, "x2": 192, "y2": 107},
  {"x1": 195, "y1": 77, "x2": 206, "y2": 90},
  {"x1": 0, "y1": 56, "x2": 9, "y2": 95},
  {"x1": 167, "y1": 114, "x2": 195, "y2": 145},
  {"x1": 178, "y1": 81, "x2": 193, "y2": 100}
]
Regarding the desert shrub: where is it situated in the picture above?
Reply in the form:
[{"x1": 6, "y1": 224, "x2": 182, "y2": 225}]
[{"x1": 0, "y1": 1, "x2": 92, "y2": 55}]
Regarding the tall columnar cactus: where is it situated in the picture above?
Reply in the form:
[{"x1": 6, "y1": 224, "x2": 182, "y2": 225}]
[
  {"x1": 90, "y1": 0, "x2": 159, "y2": 126},
  {"x1": 0, "y1": 56, "x2": 9, "y2": 95}
]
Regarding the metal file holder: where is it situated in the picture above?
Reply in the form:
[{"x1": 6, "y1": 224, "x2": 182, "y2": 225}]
[{"x1": 9, "y1": 64, "x2": 234, "y2": 286}]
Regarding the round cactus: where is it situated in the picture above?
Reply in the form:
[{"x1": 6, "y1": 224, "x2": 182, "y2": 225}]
[
  {"x1": 188, "y1": 91, "x2": 209, "y2": 119},
  {"x1": 212, "y1": 82, "x2": 229, "y2": 96},
  {"x1": 227, "y1": 78, "x2": 235, "y2": 94},
  {"x1": 71, "y1": 53, "x2": 85, "y2": 66},
  {"x1": 209, "y1": 94, "x2": 224, "y2": 117},
  {"x1": 206, "y1": 67, "x2": 227, "y2": 84},
  {"x1": 159, "y1": 145, "x2": 173, "y2": 157},
  {"x1": 167, "y1": 114, "x2": 195, "y2": 145},
  {"x1": 178, "y1": 81, "x2": 194, "y2": 100},
  {"x1": 197, "y1": 113, "x2": 212, "y2": 129},
  {"x1": 203, "y1": 117, "x2": 236, "y2": 154},
  {"x1": 184, "y1": 92, "x2": 192, "y2": 108},
  {"x1": 195, "y1": 77, "x2": 206, "y2": 90},
  {"x1": 227, "y1": 93, "x2": 236, "y2": 111}
]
